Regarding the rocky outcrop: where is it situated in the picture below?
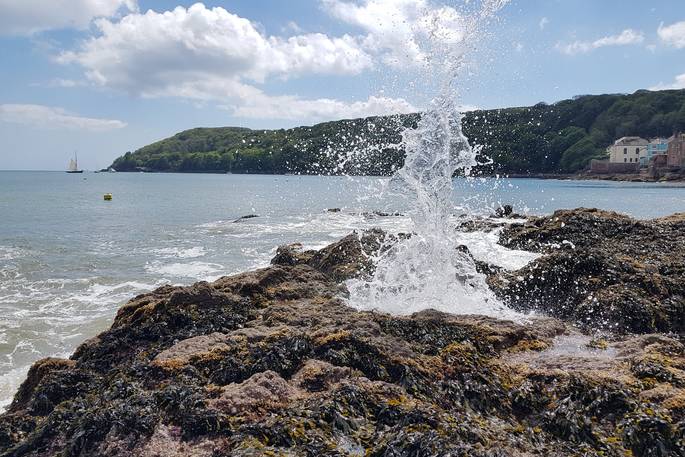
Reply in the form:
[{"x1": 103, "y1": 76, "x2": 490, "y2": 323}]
[
  {"x1": 491, "y1": 208, "x2": 685, "y2": 333},
  {"x1": 2, "y1": 209, "x2": 685, "y2": 456},
  {"x1": 271, "y1": 229, "x2": 399, "y2": 282}
]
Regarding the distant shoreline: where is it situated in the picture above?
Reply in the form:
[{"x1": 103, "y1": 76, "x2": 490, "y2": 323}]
[
  {"x1": 108, "y1": 169, "x2": 685, "y2": 183},
  {"x1": 4, "y1": 169, "x2": 685, "y2": 183},
  {"x1": 504, "y1": 172, "x2": 685, "y2": 183}
]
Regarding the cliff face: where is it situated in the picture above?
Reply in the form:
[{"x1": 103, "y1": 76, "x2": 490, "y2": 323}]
[{"x1": 2, "y1": 210, "x2": 685, "y2": 456}]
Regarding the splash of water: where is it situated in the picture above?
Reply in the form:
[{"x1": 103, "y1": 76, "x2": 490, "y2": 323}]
[{"x1": 347, "y1": 0, "x2": 521, "y2": 319}]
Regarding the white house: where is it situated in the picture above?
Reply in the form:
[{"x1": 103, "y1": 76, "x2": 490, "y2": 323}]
[{"x1": 607, "y1": 136, "x2": 648, "y2": 164}]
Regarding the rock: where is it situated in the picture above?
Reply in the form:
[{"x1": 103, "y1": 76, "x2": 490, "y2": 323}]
[
  {"x1": 271, "y1": 228, "x2": 391, "y2": 282},
  {"x1": 494, "y1": 204, "x2": 513, "y2": 217},
  {"x1": 3, "y1": 213, "x2": 685, "y2": 455},
  {"x1": 327, "y1": 208, "x2": 341, "y2": 212},
  {"x1": 233, "y1": 214, "x2": 259, "y2": 222},
  {"x1": 491, "y1": 208, "x2": 685, "y2": 333},
  {"x1": 498, "y1": 207, "x2": 637, "y2": 252},
  {"x1": 7, "y1": 358, "x2": 76, "y2": 413},
  {"x1": 270, "y1": 243, "x2": 315, "y2": 266},
  {"x1": 360, "y1": 211, "x2": 404, "y2": 217},
  {"x1": 209, "y1": 370, "x2": 300, "y2": 416}
]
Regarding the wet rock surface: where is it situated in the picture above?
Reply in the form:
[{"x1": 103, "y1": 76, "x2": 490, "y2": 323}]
[
  {"x1": 2, "y1": 210, "x2": 685, "y2": 456},
  {"x1": 492, "y1": 208, "x2": 685, "y2": 333}
]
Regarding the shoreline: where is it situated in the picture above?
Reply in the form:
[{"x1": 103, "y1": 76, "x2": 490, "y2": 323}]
[
  {"x1": 1, "y1": 208, "x2": 685, "y2": 455},
  {"x1": 80, "y1": 169, "x2": 685, "y2": 183},
  {"x1": 5, "y1": 168, "x2": 685, "y2": 183},
  {"x1": 497, "y1": 172, "x2": 685, "y2": 183}
]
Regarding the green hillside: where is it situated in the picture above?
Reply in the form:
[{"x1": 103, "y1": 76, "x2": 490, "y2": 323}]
[{"x1": 111, "y1": 89, "x2": 685, "y2": 175}]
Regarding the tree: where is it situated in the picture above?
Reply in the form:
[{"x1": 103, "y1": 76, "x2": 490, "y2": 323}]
[
  {"x1": 560, "y1": 138, "x2": 601, "y2": 172},
  {"x1": 108, "y1": 89, "x2": 685, "y2": 175}
]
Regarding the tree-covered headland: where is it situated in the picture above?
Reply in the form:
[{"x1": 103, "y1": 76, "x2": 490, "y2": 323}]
[{"x1": 111, "y1": 89, "x2": 685, "y2": 175}]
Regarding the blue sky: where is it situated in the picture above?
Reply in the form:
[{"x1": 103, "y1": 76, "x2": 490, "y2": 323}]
[{"x1": 0, "y1": 0, "x2": 684, "y2": 170}]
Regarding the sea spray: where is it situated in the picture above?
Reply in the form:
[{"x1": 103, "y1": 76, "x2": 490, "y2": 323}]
[{"x1": 347, "y1": 0, "x2": 522, "y2": 318}]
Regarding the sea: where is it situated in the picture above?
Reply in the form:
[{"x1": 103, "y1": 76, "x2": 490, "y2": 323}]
[{"x1": 1, "y1": 170, "x2": 685, "y2": 409}]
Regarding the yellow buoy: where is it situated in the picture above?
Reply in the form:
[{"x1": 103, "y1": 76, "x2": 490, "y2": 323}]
[{"x1": 104, "y1": 193, "x2": 112, "y2": 201}]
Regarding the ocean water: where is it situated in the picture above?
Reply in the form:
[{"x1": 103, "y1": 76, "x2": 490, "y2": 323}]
[{"x1": 1, "y1": 170, "x2": 685, "y2": 409}]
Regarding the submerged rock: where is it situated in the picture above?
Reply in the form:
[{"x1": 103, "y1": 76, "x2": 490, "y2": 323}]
[
  {"x1": 2, "y1": 209, "x2": 685, "y2": 456},
  {"x1": 233, "y1": 214, "x2": 259, "y2": 222}
]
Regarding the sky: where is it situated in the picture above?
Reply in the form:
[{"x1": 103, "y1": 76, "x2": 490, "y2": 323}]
[{"x1": 0, "y1": 0, "x2": 684, "y2": 170}]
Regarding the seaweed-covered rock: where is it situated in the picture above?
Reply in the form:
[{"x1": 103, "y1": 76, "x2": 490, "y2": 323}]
[
  {"x1": 3, "y1": 211, "x2": 685, "y2": 456},
  {"x1": 271, "y1": 228, "x2": 394, "y2": 281},
  {"x1": 492, "y1": 208, "x2": 685, "y2": 333}
]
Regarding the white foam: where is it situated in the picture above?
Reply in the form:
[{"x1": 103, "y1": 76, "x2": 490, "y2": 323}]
[
  {"x1": 146, "y1": 261, "x2": 225, "y2": 281},
  {"x1": 0, "y1": 246, "x2": 25, "y2": 261},
  {"x1": 154, "y1": 246, "x2": 207, "y2": 259},
  {"x1": 346, "y1": 232, "x2": 526, "y2": 321},
  {"x1": 0, "y1": 365, "x2": 30, "y2": 412},
  {"x1": 454, "y1": 229, "x2": 541, "y2": 271},
  {"x1": 0, "y1": 277, "x2": 159, "y2": 412}
]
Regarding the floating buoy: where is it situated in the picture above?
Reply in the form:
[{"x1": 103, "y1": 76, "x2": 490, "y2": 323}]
[{"x1": 103, "y1": 193, "x2": 112, "y2": 201}]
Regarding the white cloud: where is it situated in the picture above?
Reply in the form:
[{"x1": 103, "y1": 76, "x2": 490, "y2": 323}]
[
  {"x1": 321, "y1": 0, "x2": 509, "y2": 68},
  {"x1": 59, "y1": 4, "x2": 372, "y2": 93},
  {"x1": 0, "y1": 0, "x2": 137, "y2": 35},
  {"x1": 556, "y1": 29, "x2": 644, "y2": 55},
  {"x1": 50, "y1": 79, "x2": 82, "y2": 88},
  {"x1": 658, "y1": 21, "x2": 685, "y2": 49},
  {"x1": 30, "y1": 78, "x2": 87, "y2": 88},
  {"x1": 141, "y1": 76, "x2": 415, "y2": 121},
  {"x1": 321, "y1": 0, "x2": 466, "y2": 68},
  {"x1": 650, "y1": 73, "x2": 685, "y2": 91},
  {"x1": 58, "y1": 3, "x2": 418, "y2": 122},
  {"x1": 539, "y1": 17, "x2": 549, "y2": 30},
  {"x1": 0, "y1": 104, "x2": 126, "y2": 131},
  {"x1": 283, "y1": 21, "x2": 304, "y2": 34},
  {"x1": 232, "y1": 94, "x2": 416, "y2": 121},
  {"x1": 57, "y1": 1, "x2": 516, "y2": 123}
]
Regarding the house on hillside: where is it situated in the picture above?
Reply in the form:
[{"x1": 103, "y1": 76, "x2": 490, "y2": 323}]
[
  {"x1": 607, "y1": 137, "x2": 648, "y2": 165},
  {"x1": 667, "y1": 133, "x2": 685, "y2": 169},
  {"x1": 641, "y1": 138, "x2": 670, "y2": 167}
]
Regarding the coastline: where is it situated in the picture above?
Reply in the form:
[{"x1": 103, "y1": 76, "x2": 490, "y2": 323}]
[
  {"x1": 99, "y1": 168, "x2": 685, "y2": 183},
  {"x1": 2, "y1": 208, "x2": 685, "y2": 455},
  {"x1": 493, "y1": 171, "x2": 685, "y2": 182}
]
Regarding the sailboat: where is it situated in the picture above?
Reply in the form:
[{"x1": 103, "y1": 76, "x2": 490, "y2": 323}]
[{"x1": 66, "y1": 152, "x2": 83, "y2": 174}]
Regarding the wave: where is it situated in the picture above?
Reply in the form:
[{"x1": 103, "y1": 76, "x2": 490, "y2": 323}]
[
  {"x1": 145, "y1": 261, "x2": 226, "y2": 281},
  {"x1": 153, "y1": 246, "x2": 207, "y2": 259},
  {"x1": 0, "y1": 278, "x2": 158, "y2": 412},
  {"x1": 0, "y1": 246, "x2": 27, "y2": 261}
]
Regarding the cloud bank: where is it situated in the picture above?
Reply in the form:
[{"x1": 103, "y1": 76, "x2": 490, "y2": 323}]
[
  {"x1": 556, "y1": 29, "x2": 644, "y2": 55},
  {"x1": 57, "y1": 2, "x2": 424, "y2": 122},
  {"x1": 658, "y1": 21, "x2": 685, "y2": 49},
  {"x1": 0, "y1": 104, "x2": 127, "y2": 131},
  {"x1": 0, "y1": 0, "x2": 137, "y2": 35},
  {"x1": 321, "y1": 0, "x2": 466, "y2": 68},
  {"x1": 650, "y1": 73, "x2": 685, "y2": 91}
]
